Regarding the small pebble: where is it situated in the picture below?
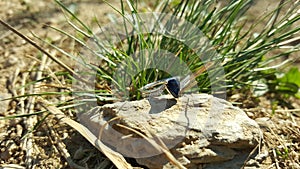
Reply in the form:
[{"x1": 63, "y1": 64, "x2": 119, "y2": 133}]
[
  {"x1": 16, "y1": 124, "x2": 23, "y2": 137},
  {"x1": 6, "y1": 55, "x2": 19, "y2": 66},
  {"x1": 0, "y1": 148, "x2": 10, "y2": 160}
]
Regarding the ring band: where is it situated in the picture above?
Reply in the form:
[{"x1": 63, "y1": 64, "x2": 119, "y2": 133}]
[{"x1": 139, "y1": 76, "x2": 181, "y2": 98}]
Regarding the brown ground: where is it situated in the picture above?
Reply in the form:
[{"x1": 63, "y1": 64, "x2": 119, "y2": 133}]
[{"x1": 0, "y1": 0, "x2": 299, "y2": 169}]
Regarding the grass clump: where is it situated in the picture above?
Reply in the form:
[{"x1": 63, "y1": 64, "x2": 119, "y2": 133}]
[{"x1": 46, "y1": 0, "x2": 300, "y2": 105}]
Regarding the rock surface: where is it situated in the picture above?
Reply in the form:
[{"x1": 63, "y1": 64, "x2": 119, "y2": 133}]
[{"x1": 79, "y1": 94, "x2": 262, "y2": 168}]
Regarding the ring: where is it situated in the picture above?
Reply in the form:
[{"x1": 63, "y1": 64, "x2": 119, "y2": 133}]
[
  {"x1": 139, "y1": 76, "x2": 181, "y2": 98},
  {"x1": 139, "y1": 63, "x2": 212, "y2": 98}
]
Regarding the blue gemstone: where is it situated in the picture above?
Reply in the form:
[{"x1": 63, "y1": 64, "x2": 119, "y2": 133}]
[{"x1": 166, "y1": 78, "x2": 180, "y2": 98}]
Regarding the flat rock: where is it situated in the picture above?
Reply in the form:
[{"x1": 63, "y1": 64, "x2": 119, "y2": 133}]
[{"x1": 79, "y1": 94, "x2": 262, "y2": 168}]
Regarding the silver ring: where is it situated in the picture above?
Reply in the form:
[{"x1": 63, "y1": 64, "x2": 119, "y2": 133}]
[{"x1": 139, "y1": 76, "x2": 181, "y2": 98}]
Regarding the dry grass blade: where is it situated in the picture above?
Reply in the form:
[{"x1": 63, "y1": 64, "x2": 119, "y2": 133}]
[
  {"x1": 46, "y1": 121, "x2": 86, "y2": 169},
  {"x1": 0, "y1": 19, "x2": 89, "y2": 85},
  {"x1": 23, "y1": 56, "x2": 42, "y2": 168},
  {"x1": 37, "y1": 98, "x2": 132, "y2": 169},
  {"x1": 272, "y1": 148, "x2": 280, "y2": 169},
  {"x1": 180, "y1": 62, "x2": 214, "y2": 93},
  {"x1": 116, "y1": 124, "x2": 187, "y2": 169},
  {"x1": 7, "y1": 67, "x2": 20, "y2": 97},
  {"x1": 0, "y1": 164, "x2": 25, "y2": 169}
]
